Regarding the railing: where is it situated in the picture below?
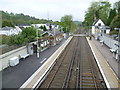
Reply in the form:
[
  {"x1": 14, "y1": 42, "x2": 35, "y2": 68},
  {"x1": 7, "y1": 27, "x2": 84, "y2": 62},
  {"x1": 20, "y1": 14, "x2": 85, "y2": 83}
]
[{"x1": 99, "y1": 34, "x2": 119, "y2": 50}]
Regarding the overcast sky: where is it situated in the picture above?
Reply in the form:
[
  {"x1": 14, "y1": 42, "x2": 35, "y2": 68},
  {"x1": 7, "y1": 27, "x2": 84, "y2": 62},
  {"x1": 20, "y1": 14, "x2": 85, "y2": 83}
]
[{"x1": 0, "y1": 0, "x2": 119, "y2": 21}]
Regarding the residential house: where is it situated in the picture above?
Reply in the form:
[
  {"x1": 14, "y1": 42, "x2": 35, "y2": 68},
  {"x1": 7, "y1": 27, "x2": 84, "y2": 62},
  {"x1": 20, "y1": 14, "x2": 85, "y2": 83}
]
[
  {"x1": 92, "y1": 19, "x2": 111, "y2": 39},
  {"x1": 92, "y1": 19, "x2": 105, "y2": 35},
  {"x1": 32, "y1": 24, "x2": 49, "y2": 30},
  {"x1": 17, "y1": 24, "x2": 31, "y2": 29},
  {"x1": 32, "y1": 24, "x2": 59, "y2": 31},
  {"x1": 40, "y1": 30, "x2": 63, "y2": 46},
  {"x1": 0, "y1": 26, "x2": 22, "y2": 36}
]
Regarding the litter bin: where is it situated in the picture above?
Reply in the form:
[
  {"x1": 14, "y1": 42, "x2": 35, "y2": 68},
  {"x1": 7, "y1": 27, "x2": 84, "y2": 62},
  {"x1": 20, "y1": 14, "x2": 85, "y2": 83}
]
[{"x1": 89, "y1": 36, "x2": 92, "y2": 40}]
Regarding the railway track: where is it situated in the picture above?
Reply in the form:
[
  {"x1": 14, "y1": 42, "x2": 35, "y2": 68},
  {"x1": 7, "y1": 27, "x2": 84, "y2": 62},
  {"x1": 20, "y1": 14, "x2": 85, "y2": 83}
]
[
  {"x1": 38, "y1": 36, "x2": 107, "y2": 89},
  {"x1": 77, "y1": 37, "x2": 107, "y2": 89},
  {"x1": 39, "y1": 37, "x2": 77, "y2": 88}
]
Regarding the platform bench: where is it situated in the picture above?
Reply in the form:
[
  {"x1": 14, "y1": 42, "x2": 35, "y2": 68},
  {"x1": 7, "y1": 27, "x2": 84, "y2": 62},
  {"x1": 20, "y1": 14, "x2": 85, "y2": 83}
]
[
  {"x1": 110, "y1": 48, "x2": 116, "y2": 53},
  {"x1": 20, "y1": 54, "x2": 30, "y2": 59}
]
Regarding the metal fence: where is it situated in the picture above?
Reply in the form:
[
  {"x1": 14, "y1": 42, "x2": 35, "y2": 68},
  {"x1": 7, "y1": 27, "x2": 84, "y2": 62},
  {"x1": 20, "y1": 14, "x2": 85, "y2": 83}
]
[
  {"x1": 99, "y1": 34, "x2": 119, "y2": 62},
  {"x1": 99, "y1": 34, "x2": 119, "y2": 50}
]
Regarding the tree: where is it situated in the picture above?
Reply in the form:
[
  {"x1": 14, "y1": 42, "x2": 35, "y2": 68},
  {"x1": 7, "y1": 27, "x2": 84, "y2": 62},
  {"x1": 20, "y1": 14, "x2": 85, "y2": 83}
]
[
  {"x1": 107, "y1": 9, "x2": 117, "y2": 26},
  {"x1": 60, "y1": 15, "x2": 73, "y2": 32},
  {"x1": 0, "y1": 35, "x2": 11, "y2": 45},
  {"x1": 110, "y1": 14, "x2": 120, "y2": 29},
  {"x1": 2, "y1": 20, "x2": 15, "y2": 27},
  {"x1": 114, "y1": 1, "x2": 120, "y2": 14},
  {"x1": 10, "y1": 34, "x2": 25, "y2": 45},
  {"x1": 22, "y1": 26, "x2": 37, "y2": 42},
  {"x1": 39, "y1": 25, "x2": 47, "y2": 31},
  {"x1": 83, "y1": 1, "x2": 111, "y2": 26},
  {"x1": 39, "y1": 26, "x2": 44, "y2": 29},
  {"x1": 43, "y1": 25, "x2": 47, "y2": 31}
]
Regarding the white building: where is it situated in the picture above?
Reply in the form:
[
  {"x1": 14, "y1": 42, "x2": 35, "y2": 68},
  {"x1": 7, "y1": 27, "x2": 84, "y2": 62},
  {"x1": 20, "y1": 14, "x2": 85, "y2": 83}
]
[
  {"x1": 32, "y1": 24, "x2": 49, "y2": 30},
  {"x1": 32, "y1": 24, "x2": 59, "y2": 30},
  {"x1": 0, "y1": 26, "x2": 22, "y2": 36},
  {"x1": 92, "y1": 19, "x2": 111, "y2": 36},
  {"x1": 92, "y1": 19, "x2": 105, "y2": 35}
]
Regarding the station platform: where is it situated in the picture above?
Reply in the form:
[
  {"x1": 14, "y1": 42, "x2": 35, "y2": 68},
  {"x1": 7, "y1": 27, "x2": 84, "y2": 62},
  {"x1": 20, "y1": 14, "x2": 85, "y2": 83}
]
[
  {"x1": 73, "y1": 34, "x2": 86, "y2": 37},
  {"x1": 20, "y1": 36, "x2": 73, "y2": 89},
  {"x1": 86, "y1": 37, "x2": 120, "y2": 89}
]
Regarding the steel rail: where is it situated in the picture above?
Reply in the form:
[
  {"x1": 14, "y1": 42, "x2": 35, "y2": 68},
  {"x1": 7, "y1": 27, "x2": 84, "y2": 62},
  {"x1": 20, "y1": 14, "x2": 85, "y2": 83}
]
[
  {"x1": 42, "y1": 37, "x2": 75, "y2": 89},
  {"x1": 62, "y1": 37, "x2": 78, "y2": 89}
]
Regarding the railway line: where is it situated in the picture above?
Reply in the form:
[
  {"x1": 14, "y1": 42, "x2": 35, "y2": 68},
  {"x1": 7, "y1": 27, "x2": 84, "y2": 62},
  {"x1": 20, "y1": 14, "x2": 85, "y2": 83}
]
[{"x1": 38, "y1": 36, "x2": 107, "y2": 89}]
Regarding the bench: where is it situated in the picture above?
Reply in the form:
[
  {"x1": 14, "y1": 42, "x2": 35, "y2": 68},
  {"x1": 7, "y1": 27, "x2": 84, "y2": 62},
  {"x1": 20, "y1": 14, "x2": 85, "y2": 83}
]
[
  {"x1": 100, "y1": 40, "x2": 104, "y2": 45},
  {"x1": 110, "y1": 48, "x2": 118, "y2": 59},
  {"x1": 20, "y1": 54, "x2": 30, "y2": 59},
  {"x1": 100, "y1": 40, "x2": 103, "y2": 43},
  {"x1": 110, "y1": 48, "x2": 117, "y2": 53}
]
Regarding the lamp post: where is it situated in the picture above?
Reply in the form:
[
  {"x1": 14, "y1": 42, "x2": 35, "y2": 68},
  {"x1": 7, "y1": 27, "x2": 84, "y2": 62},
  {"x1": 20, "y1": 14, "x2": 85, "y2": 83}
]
[
  {"x1": 118, "y1": 28, "x2": 120, "y2": 62},
  {"x1": 35, "y1": 25, "x2": 40, "y2": 58},
  {"x1": 53, "y1": 27, "x2": 56, "y2": 46}
]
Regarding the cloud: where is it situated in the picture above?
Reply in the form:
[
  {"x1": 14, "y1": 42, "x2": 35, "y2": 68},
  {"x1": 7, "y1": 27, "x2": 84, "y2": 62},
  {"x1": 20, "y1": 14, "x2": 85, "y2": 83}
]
[{"x1": 0, "y1": 0, "x2": 118, "y2": 21}]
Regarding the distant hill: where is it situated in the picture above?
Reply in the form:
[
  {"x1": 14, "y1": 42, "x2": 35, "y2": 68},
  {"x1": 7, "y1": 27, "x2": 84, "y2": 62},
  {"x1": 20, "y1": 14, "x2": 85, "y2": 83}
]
[
  {"x1": 74, "y1": 21, "x2": 82, "y2": 25},
  {"x1": 1, "y1": 11, "x2": 48, "y2": 25}
]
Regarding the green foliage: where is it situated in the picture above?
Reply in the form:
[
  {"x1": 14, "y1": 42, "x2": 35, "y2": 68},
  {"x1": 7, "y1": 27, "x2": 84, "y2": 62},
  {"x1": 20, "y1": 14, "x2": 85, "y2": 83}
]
[
  {"x1": 107, "y1": 9, "x2": 117, "y2": 26},
  {"x1": 43, "y1": 25, "x2": 47, "y2": 31},
  {"x1": 60, "y1": 15, "x2": 76, "y2": 33},
  {"x1": 2, "y1": 20, "x2": 15, "y2": 27},
  {"x1": 22, "y1": 27, "x2": 37, "y2": 42},
  {"x1": 0, "y1": 35, "x2": 11, "y2": 45},
  {"x1": 114, "y1": 1, "x2": 120, "y2": 14},
  {"x1": 39, "y1": 19, "x2": 48, "y2": 24},
  {"x1": 0, "y1": 26, "x2": 39, "y2": 45},
  {"x1": 1, "y1": 11, "x2": 49, "y2": 25},
  {"x1": 10, "y1": 34, "x2": 25, "y2": 45},
  {"x1": 110, "y1": 14, "x2": 120, "y2": 29},
  {"x1": 110, "y1": 30, "x2": 119, "y2": 35},
  {"x1": 39, "y1": 25, "x2": 47, "y2": 31},
  {"x1": 83, "y1": 1, "x2": 111, "y2": 26}
]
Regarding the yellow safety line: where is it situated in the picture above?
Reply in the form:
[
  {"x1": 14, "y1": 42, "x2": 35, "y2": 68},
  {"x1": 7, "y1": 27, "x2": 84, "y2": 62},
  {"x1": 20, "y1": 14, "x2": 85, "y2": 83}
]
[{"x1": 93, "y1": 39, "x2": 120, "y2": 83}]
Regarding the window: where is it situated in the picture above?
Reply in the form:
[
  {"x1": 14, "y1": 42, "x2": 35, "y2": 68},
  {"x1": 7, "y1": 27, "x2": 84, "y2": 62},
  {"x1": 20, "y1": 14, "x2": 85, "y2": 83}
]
[{"x1": 98, "y1": 23, "x2": 101, "y2": 26}]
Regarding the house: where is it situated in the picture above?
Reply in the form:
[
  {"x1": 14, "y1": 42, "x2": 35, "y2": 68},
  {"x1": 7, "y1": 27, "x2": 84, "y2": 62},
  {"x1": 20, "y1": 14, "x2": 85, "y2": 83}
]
[
  {"x1": 92, "y1": 19, "x2": 111, "y2": 39},
  {"x1": 17, "y1": 24, "x2": 31, "y2": 29},
  {"x1": 100, "y1": 26, "x2": 111, "y2": 34},
  {"x1": 48, "y1": 30, "x2": 63, "y2": 45},
  {"x1": 0, "y1": 26, "x2": 22, "y2": 36},
  {"x1": 92, "y1": 19, "x2": 105, "y2": 35},
  {"x1": 32, "y1": 24, "x2": 49, "y2": 30},
  {"x1": 32, "y1": 24, "x2": 59, "y2": 31}
]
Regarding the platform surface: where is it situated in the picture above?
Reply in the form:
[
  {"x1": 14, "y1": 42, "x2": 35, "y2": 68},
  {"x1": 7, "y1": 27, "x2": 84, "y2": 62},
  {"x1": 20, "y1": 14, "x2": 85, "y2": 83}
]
[{"x1": 87, "y1": 37, "x2": 120, "y2": 89}]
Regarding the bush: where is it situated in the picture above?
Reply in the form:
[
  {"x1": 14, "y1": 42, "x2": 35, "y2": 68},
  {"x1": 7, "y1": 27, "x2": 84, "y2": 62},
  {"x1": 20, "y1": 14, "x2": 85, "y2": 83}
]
[
  {"x1": 0, "y1": 26, "x2": 39, "y2": 45},
  {"x1": 109, "y1": 30, "x2": 119, "y2": 35},
  {"x1": 110, "y1": 14, "x2": 120, "y2": 29}
]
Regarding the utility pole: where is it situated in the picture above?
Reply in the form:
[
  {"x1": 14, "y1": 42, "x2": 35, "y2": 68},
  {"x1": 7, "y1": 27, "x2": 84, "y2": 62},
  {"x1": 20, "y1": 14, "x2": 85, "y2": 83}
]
[
  {"x1": 54, "y1": 26, "x2": 56, "y2": 46},
  {"x1": 47, "y1": 10, "x2": 49, "y2": 23}
]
